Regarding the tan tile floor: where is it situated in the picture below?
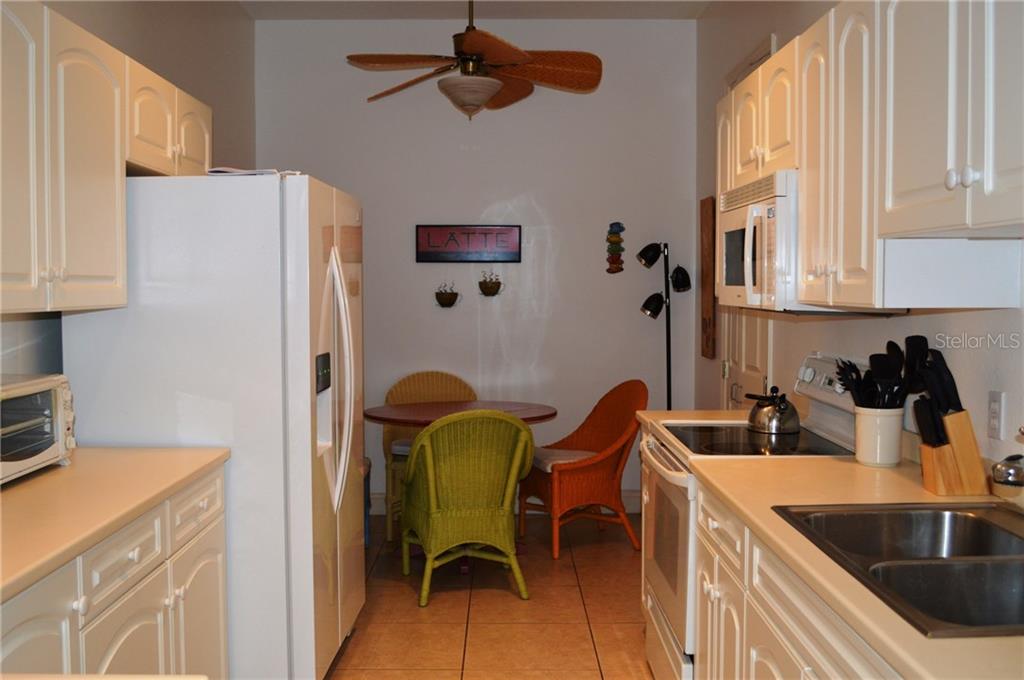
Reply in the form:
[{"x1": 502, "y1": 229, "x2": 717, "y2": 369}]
[{"x1": 333, "y1": 515, "x2": 652, "y2": 680}]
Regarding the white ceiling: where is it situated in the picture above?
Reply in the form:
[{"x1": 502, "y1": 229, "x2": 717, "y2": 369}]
[{"x1": 242, "y1": 1, "x2": 710, "y2": 21}]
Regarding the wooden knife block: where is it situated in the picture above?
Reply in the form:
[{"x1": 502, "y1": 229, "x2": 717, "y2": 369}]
[{"x1": 920, "y1": 410, "x2": 989, "y2": 495}]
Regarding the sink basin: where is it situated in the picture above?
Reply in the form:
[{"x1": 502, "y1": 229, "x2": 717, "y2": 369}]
[
  {"x1": 798, "y1": 508, "x2": 1024, "y2": 560},
  {"x1": 773, "y1": 503, "x2": 1024, "y2": 637},
  {"x1": 869, "y1": 560, "x2": 1024, "y2": 630}
]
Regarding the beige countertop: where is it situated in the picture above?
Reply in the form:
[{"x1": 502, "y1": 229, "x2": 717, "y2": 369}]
[
  {"x1": 1, "y1": 447, "x2": 229, "y2": 601},
  {"x1": 638, "y1": 410, "x2": 1023, "y2": 680}
]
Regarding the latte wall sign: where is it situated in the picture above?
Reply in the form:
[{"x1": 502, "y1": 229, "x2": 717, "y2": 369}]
[{"x1": 416, "y1": 225, "x2": 522, "y2": 263}]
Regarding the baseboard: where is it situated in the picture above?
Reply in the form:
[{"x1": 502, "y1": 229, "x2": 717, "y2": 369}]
[{"x1": 368, "y1": 490, "x2": 641, "y2": 515}]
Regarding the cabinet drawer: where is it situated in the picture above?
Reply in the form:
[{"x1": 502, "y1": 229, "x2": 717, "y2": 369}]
[
  {"x1": 167, "y1": 470, "x2": 223, "y2": 553},
  {"x1": 696, "y1": 485, "x2": 745, "y2": 577},
  {"x1": 748, "y1": 536, "x2": 899, "y2": 680},
  {"x1": 79, "y1": 504, "x2": 166, "y2": 626}
]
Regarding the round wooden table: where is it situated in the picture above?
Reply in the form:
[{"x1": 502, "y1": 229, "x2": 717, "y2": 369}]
[{"x1": 364, "y1": 400, "x2": 557, "y2": 427}]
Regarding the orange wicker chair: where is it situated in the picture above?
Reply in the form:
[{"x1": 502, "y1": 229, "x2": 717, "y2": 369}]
[{"x1": 518, "y1": 379, "x2": 648, "y2": 559}]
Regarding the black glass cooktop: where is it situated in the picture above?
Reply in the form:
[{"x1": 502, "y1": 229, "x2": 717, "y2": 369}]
[{"x1": 666, "y1": 425, "x2": 853, "y2": 457}]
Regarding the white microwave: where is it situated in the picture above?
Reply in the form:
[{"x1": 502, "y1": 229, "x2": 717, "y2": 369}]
[
  {"x1": 1, "y1": 374, "x2": 75, "y2": 484},
  {"x1": 716, "y1": 171, "x2": 828, "y2": 312}
]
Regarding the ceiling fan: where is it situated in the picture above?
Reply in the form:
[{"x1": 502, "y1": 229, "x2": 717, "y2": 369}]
[{"x1": 346, "y1": 0, "x2": 602, "y2": 118}]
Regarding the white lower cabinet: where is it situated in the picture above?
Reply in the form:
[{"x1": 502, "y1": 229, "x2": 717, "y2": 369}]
[
  {"x1": 81, "y1": 563, "x2": 172, "y2": 674},
  {"x1": 0, "y1": 560, "x2": 80, "y2": 674},
  {"x1": 168, "y1": 516, "x2": 227, "y2": 680},
  {"x1": 0, "y1": 470, "x2": 227, "y2": 675},
  {"x1": 693, "y1": 482, "x2": 900, "y2": 680},
  {"x1": 745, "y1": 600, "x2": 807, "y2": 680}
]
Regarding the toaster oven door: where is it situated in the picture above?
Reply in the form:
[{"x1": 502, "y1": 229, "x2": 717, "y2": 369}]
[{"x1": 1, "y1": 388, "x2": 59, "y2": 480}]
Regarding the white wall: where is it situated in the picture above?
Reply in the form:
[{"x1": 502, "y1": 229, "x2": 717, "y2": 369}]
[
  {"x1": 694, "y1": 2, "x2": 1024, "y2": 461},
  {"x1": 255, "y1": 18, "x2": 697, "y2": 497}
]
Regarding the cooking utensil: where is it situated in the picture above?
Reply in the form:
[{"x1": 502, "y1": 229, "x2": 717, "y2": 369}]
[
  {"x1": 835, "y1": 360, "x2": 863, "y2": 407},
  {"x1": 927, "y1": 349, "x2": 963, "y2": 412},
  {"x1": 744, "y1": 386, "x2": 801, "y2": 434},
  {"x1": 869, "y1": 353, "x2": 901, "y2": 408},
  {"x1": 904, "y1": 335, "x2": 929, "y2": 393}
]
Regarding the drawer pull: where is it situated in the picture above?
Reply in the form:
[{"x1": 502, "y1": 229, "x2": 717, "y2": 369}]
[
  {"x1": 71, "y1": 596, "x2": 90, "y2": 616},
  {"x1": 175, "y1": 586, "x2": 187, "y2": 601},
  {"x1": 126, "y1": 547, "x2": 141, "y2": 564},
  {"x1": 199, "y1": 498, "x2": 210, "y2": 512},
  {"x1": 707, "y1": 517, "x2": 720, "y2": 530}
]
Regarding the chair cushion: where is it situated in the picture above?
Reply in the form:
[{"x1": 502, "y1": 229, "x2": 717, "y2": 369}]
[
  {"x1": 390, "y1": 438, "x2": 412, "y2": 458},
  {"x1": 532, "y1": 447, "x2": 595, "y2": 473}
]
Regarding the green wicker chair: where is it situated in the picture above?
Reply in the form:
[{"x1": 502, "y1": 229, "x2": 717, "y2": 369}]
[{"x1": 401, "y1": 409, "x2": 534, "y2": 607}]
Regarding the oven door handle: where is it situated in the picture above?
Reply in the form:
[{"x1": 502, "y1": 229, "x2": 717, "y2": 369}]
[{"x1": 641, "y1": 439, "x2": 694, "y2": 495}]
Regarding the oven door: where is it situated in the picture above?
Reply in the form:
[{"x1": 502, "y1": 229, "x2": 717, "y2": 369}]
[
  {"x1": 716, "y1": 202, "x2": 764, "y2": 308},
  {"x1": 641, "y1": 435, "x2": 697, "y2": 656}
]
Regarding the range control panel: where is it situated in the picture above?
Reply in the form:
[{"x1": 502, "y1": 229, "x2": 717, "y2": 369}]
[{"x1": 794, "y1": 352, "x2": 863, "y2": 414}]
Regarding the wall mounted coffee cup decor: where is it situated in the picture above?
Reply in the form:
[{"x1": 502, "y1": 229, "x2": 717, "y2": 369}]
[
  {"x1": 479, "y1": 271, "x2": 502, "y2": 296},
  {"x1": 435, "y1": 282, "x2": 459, "y2": 307}
]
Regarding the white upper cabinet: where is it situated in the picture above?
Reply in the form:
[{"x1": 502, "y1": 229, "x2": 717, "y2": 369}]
[
  {"x1": 758, "y1": 40, "x2": 798, "y2": 175},
  {"x1": 716, "y1": 92, "x2": 734, "y2": 199},
  {"x1": 126, "y1": 59, "x2": 213, "y2": 176},
  {"x1": 967, "y1": 0, "x2": 1024, "y2": 231},
  {"x1": 126, "y1": 59, "x2": 177, "y2": 175},
  {"x1": 732, "y1": 69, "x2": 761, "y2": 187},
  {"x1": 796, "y1": 10, "x2": 832, "y2": 306},
  {"x1": 175, "y1": 89, "x2": 213, "y2": 176},
  {"x1": 1, "y1": 1, "x2": 47, "y2": 312},
  {"x1": 0, "y1": 560, "x2": 81, "y2": 675},
  {"x1": 46, "y1": 8, "x2": 127, "y2": 311},
  {"x1": 830, "y1": 1, "x2": 877, "y2": 307},
  {"x1": 878, "y1": 0, "x2": 1022, "y2": 236}
]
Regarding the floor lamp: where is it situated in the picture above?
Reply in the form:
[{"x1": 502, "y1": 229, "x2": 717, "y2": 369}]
[{"x1": 637, "y1": 242, "x2": 691, "y2": 409}]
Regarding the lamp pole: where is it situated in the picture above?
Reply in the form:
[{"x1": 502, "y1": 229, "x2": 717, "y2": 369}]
[{"x1": 661, "y1": 243, "x2": 672, "y2": 409}]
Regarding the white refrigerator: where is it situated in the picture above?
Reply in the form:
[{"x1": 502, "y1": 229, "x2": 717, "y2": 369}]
[{"x1": 62, "y1": 174, "x2": 366, "y2": 680}]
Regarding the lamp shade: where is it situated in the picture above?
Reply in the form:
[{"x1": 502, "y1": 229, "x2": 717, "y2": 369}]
[
  {"x1": 671, "y1": 265, "x2": 692, "y2": 292},
  {"x1": 636, "y1": 242, "x2": 663, "y2": 268},
  {"x1": 641, "y1": 292, "x2": 665, "y2": 319},
  {"x1": 437, "y1": 75, "x2": 503, "y2": 118}
]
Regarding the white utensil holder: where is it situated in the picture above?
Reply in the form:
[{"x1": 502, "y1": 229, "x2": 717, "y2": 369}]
[{"x1": 854, "y1": 407, "x2": 903, "y2": 467}]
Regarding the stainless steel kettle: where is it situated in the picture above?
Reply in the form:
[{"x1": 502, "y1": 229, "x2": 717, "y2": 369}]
[{"x1": 745, "y1": 386, "x2": 801, "y2": 434}]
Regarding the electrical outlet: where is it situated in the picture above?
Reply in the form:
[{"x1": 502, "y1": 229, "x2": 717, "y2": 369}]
[{"x1": 988, "y1": 391, "x2": 1007, "y2": 439}]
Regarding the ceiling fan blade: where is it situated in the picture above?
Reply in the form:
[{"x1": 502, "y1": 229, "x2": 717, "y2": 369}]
[
  {"x1": 454, "y1": 28, "x2": 531, "y2": 65},
  {"x1": 485, "y1": 75, "x2": 534, "y2": 110},
  {"x1": 496, "y1": 51, "x2": 602, "y2": 92},
  {"x1": 367, "y1": 64, "x2": 457, "y2": 102},
  {"x1": 347, "y1": 54, "x2": 457, "y2": 71}
]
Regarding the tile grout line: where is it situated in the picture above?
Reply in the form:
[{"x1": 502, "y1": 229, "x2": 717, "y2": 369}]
[{"x1": 569, "y1": 523, "x2": 607, "y2": 680}]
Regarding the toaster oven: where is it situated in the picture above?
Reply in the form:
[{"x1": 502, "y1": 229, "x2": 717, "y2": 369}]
[{"x1": 1, "y1": 374, "x2": 75, "y2": 484}]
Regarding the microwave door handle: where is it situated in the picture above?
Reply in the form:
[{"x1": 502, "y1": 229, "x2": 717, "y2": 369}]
[{"x1": 743, "y1": 206, "x2": 761, "y2": 306}]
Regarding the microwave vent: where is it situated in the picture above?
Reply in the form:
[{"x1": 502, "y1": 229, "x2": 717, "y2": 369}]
[{"x1": 720, "y1": 174, "x2": 782, "y2": 212}]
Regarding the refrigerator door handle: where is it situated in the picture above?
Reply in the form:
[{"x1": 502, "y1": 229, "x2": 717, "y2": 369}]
[{"x1": 329, "y1": 247, "x2": 355, "y2": 513}]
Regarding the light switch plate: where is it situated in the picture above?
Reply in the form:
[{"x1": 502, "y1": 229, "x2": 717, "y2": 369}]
[{"x1": 988, "y1": 390, "x2": 1007, "y2": 439}]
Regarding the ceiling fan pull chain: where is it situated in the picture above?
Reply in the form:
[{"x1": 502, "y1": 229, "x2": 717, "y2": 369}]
[{"x1": 468, "y1": 0, "x2": 474, "y2": 30}]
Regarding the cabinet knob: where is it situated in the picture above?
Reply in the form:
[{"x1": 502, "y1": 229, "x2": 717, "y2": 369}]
[
  {"x1": 944, "y1": 168, "x2": 960, "y2": 191},
  {"x1": 748, "y1": 148, "x2": 757, "y2": 162},
  {"x1": 707, "y1": 517, "x2": 720, "y2": 530},
  {"x1": 57, "y1": 268, "x2": 68, "y2": 281},
  {"x1": 711, "y1": 587, "x2": 721, "y2": 601},
  {"x1": 126, "y1": 546, "x2": 141, "y2": 563},
  {"x1": 175, "y1": 586, "x2": 187, "y2": 601},
  {"x1": 199, "y1": 498, "x2": 210, "y2": 512},
  {"x1": 40, "y1": 269, "x2": 54, "y2": 282},
  {"x1": 702, "y1": 580, "x2": 712, "y2": 595},
  {"x1": 71, "y1": 596, "x2": 90, "y2": 616},
  {"x1": 960, "y1": 165, "x2": 982, "y2": 188}
]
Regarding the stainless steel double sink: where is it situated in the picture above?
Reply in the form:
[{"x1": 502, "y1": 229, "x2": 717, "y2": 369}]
[{"x1": 773, "y1": 503, "x2": 1024, "y2": 637}]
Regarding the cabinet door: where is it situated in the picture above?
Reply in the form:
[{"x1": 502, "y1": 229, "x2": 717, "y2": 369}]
[
  {"x1": 759, "y1": 39, "x2": 798, "y2": 175},
  {"x1": 968, "y1": 0, "x2": 1024, "y2": 230},
  {"x1": 46, "y1": 9, "x2": 126, "y2": 310},
  {"x1": 81, "y1": 562, "x2": 171, "y2": 674},
  {"x1": 176, "y1": 89, "x2": 212, "y2": 176},
  {"x1": 878, "y1": 0, "x2": 969, "y2": 235},
  {"x1": 721, "y1": 308, "x2": 772, "y2": 408},
  {"x1": 746, "y1": 600, "x2": 807, "y2": 680},
  {"x1": 716, "y1": 563, "x2": 745, "y2": 680},
  {"x1": 831, "y1": 2, "x2": 878, "y2": 307},
  {"x1": 797, "y1": 11, "x2": 832, "y2": 305},
  {"x1": 1, "y1": 0, "x2": 48, "y2": 311},
  {"x1": 694, "y1": 536, "x2": 716, "y2": 680},
  {"x1": 0, "y1": 560, "x2": 80, "y2": 674},
  {"x1": 733, "y1": 69, "x2": 761, "y2": 187},
  {"x1": 716, "y1": 92, "x2": 734, "y2": 198},
  {"x1": 169, "y1": 516, "x2": 228, "y2": 680},
  {"x1": 126, "y1": 59, "x2": 176, "y2": 175}
]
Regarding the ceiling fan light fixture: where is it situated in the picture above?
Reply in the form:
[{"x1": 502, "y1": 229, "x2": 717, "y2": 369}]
[{"x1": 437, "y1": 74, "x2": 503, "y2": 118}]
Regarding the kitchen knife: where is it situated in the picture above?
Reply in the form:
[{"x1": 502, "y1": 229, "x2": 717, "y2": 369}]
[
  {"x1": 904, "y1": 335, "x2": 929, "y2": 393},
  {"x1": 927, "y1": 349, "x2": 963, "y2": 412},
  {"x1": 919, "y1": 366, "x2": 950, "y2": 416},
  {"x1": 914, "y1": 395, "x2": 941, "y2": 446}
]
